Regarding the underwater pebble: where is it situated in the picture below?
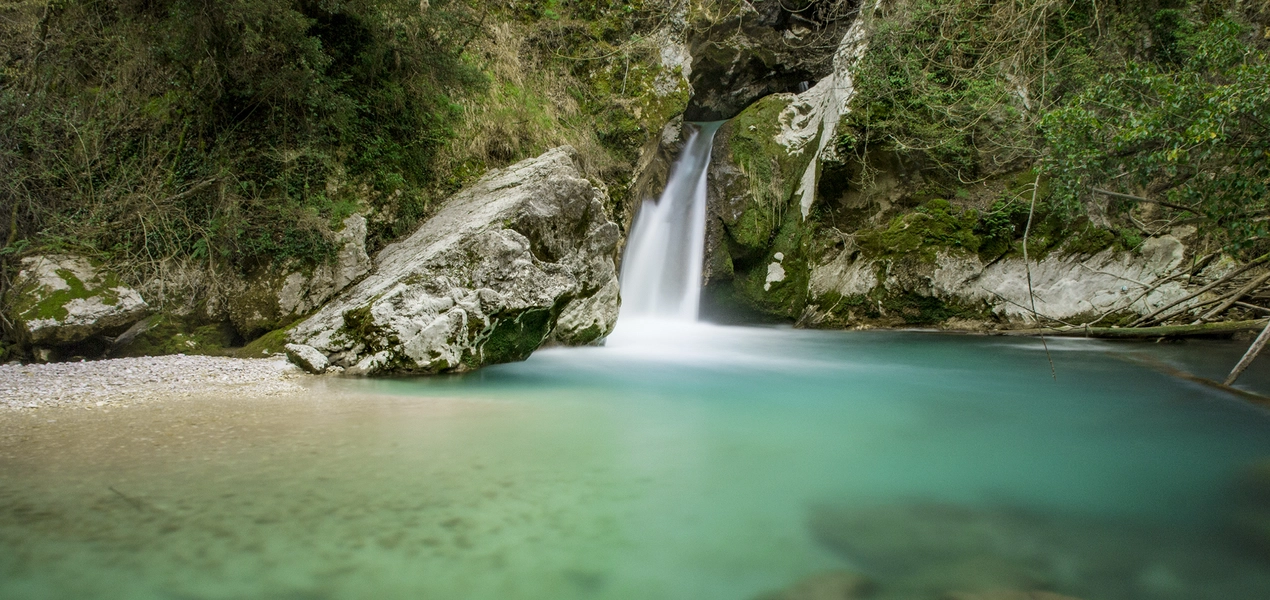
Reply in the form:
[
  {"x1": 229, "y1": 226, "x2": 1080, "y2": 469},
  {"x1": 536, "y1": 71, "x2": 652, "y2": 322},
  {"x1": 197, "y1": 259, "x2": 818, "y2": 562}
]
[{"x1": 0, "y1": 355, "x2": 305, "y2": 410}]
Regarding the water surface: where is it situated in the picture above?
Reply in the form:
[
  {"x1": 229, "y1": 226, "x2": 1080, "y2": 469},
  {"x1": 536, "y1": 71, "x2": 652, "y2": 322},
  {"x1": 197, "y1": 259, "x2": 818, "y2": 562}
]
[{"x1": 3, "y1": 327, "x2": 1270, "y2": 599}]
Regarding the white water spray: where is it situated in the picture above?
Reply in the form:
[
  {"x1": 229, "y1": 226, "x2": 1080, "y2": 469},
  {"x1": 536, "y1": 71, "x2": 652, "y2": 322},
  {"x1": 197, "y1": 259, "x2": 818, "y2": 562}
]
[{"x1": 613, "y1": 122, "x2": 722, "y2": 333}]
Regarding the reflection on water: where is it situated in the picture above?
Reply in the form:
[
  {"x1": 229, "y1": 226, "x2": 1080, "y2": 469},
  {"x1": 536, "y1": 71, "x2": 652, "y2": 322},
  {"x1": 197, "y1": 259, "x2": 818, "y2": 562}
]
[{"x1": 2, "y1": 327, "x2": 1270, "y2": 600}]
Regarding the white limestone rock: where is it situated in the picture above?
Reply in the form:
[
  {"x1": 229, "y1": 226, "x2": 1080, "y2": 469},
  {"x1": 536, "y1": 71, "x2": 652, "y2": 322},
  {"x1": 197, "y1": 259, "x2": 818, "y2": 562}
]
[
  {"x1": 287, "y1": 146, "x2": 621, "y2": 375},
  {"x1": 8, "y1": 255, "x2": 149, "y2": 346},
  {"x1": 284, "y1": 343, "x2": 328, "y2": 374},
  {"x1": 807, "y1": 236, "x2": 1191, "y2": 325}
]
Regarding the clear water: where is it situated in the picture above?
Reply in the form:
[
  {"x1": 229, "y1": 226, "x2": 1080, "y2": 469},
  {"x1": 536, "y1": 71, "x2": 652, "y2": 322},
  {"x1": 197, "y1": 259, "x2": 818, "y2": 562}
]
[{"x1": 3, "y1": 327, "x2": 1270, "y2": 600}]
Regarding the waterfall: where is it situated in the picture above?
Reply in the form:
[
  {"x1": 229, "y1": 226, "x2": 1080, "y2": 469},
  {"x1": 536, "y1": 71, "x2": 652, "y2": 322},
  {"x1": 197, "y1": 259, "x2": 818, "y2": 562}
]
[{"x1": 614, "y1": 122, "x2": 722, "y2": 326}]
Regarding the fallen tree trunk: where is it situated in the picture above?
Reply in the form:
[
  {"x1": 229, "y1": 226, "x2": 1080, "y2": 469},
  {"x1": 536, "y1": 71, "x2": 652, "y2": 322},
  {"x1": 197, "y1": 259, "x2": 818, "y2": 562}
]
[{"x1": 1000, "y1": 319, "x2": 1270, "y2": 339}]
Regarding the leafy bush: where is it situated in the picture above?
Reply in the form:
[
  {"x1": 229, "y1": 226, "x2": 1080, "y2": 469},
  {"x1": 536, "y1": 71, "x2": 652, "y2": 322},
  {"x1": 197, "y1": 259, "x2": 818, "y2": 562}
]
[
  {"x1": 1043, "y1": 16, "x2": 1270, "y2": 249},
  {"x1": 0, "y1": 0, "x2": 486, "y2": 277}
]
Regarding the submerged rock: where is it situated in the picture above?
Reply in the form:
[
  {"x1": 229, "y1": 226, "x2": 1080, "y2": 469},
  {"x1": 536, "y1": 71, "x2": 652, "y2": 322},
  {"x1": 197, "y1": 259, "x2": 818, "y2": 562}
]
[
  {"x1": 753, "y1": 570, "x2": 875, "y2": 600},
  {"x1": 1230, "y1": 458, "x2": 1270, "y2": 561},
  {"x1": 286, "y1": 146, "x2": 620, "y2": 375},
  {"x1": 8, "y1": 255, "x2": 149, "y2": 347},
  {"x1": 943, "y1": 591, "x2": 1084, "y2": 600},
  {"x1": 807, "y1": 501, "x2": 1270, "y2": 600}
]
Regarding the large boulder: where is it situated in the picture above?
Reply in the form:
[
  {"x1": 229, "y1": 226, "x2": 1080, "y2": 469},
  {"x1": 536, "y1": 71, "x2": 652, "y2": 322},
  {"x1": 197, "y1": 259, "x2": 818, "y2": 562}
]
[
  {"x1": 286, "y1": 146, "x2": 620, "y2": 376},
  {"x1": 7, "y1": 255, "x2": 149, "y2": 347}
]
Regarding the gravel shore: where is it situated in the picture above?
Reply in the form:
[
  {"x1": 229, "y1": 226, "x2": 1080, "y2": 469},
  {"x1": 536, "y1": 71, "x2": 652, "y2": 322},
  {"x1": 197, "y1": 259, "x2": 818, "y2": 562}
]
[{"x1": 0, "y1": 355, "x2": 307, "y2": 410}]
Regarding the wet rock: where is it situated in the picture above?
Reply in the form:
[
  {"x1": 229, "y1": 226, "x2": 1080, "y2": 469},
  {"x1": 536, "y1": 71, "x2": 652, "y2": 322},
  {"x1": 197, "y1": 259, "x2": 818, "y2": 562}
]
[
  {"x1": 7, "y1": 255, "x2": 149, "y2": 347},
  {"x1": 550, "y1": 279, "x2": 620, "y2": 346},
  {"x1": 943, "y1": 591, "x2": 1084, "y2": 600},
  {"x1": 1230, "y1": 459, "x2": 1270, "y2": 560},
  {"x1": 684, "y1": 0, "x2": 858, "y2": 121},
  {"x1": 807, "y1": 501, "x2": 1270, "y2": 600},
  {"x1": 287, "y1": 146, "x2": 620, "y2": 375},
  {"x1": 284, "y1": 343, "x2": 329, "y2": 374},
  {"x1": 804, "y1": 236, "x2": 1191, "y2": 328},
  {"x1": 700, "y1": 18, "x2": 869, "y2": 319},
  {"x1": 753, "y1": 570, "x2": 874, "y2": 600},
  {"x1": 227, "y1": 215, "x2": 372, "y2": 338}
]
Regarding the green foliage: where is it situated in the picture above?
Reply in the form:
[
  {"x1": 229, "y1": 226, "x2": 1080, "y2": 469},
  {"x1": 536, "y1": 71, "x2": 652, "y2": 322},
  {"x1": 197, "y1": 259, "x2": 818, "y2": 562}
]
[
  {"x1": 843, "y1": 0, "x2": 1065, "y2": 181},
  {"x1": 1043, "y1": 15, "x2": 1270, "y2": 250},
  {"x1": 0, "y1": 0, "x2": 486, "y2": 277}
]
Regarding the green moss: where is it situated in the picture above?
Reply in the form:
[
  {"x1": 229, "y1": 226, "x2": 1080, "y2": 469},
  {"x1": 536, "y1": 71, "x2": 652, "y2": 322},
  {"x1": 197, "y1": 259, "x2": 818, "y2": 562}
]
[
  {"x1": 110, "y1": 314, "x2": 236, "y2": 358},
  {"x1": 879, "y1": 293, "x2": 987, "y2": 326},
  {"x1": 723, "y1": 95, "x2": 820, "y2": 255},
  {"x1": 565, "y1": 323, "x2": 604, "y2": 346},
  {"x1": 474, "y1": 308, "x2": 554, "y2": 366},
  {"x1": 237, "y1": 326, "x2": 291, "y2": 357},
  {"x1": 729, "y1": 210, "x2": 815, "y2": 319},
  {"x1": 15, "y1": 265, "x2": 124, "y2": 326},
  {"x1": 1064, "y1": 225, "x2": 1117, "y2": 256},
  {"x1": 858, "y1": 199, "x2": 981, "y2": 261},
  {"x1": 337, "y1": 304, "x2": 397, "y2": 353}
]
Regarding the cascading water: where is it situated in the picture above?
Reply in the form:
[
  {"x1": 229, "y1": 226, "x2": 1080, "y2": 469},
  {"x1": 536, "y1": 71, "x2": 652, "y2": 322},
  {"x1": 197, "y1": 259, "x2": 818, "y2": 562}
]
[{"x1": 612, "y1": 122, "x2": 722, "y2": 334}]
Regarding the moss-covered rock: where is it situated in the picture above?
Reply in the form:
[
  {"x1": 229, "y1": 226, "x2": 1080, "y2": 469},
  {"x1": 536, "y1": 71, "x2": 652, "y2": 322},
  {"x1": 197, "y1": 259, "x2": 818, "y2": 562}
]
[
  {"x1": 857, "y1": 199, "x2": 982, "y2": 262},
  {"x1": 8, "y1": 255, "x2": 149, "y2": 347},
  {"x1": 108, "y1": 314, "x2": 237, "y2": 358}
]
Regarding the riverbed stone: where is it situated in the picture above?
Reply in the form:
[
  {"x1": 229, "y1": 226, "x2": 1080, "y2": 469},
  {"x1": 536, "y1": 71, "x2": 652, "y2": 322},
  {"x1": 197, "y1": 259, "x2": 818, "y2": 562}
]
[
  {"x1": 287, "y1": 146, "x2": 620, "y2": 375},
  {"x1": 284, "y1": 343, "x2": 329, "y2": 374},
  {"x1": 8, "y1": 254, "x2": 149, "y2": 346},
  {"x1": 943, "y1": 591, "x2": 1084, "y2": 600},
  {"x1": 1229, "y1": 458, "x2": 1270, "y2": 561},
  {"x1": 753, "y1": 570, "x2": 875, "y2": 600}
]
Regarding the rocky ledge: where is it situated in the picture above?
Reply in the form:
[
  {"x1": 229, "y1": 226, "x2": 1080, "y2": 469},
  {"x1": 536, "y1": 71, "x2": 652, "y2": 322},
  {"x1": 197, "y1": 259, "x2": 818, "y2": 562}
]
[{"x1": 285, "y1": 146, "x2": 621, "y2": 376}]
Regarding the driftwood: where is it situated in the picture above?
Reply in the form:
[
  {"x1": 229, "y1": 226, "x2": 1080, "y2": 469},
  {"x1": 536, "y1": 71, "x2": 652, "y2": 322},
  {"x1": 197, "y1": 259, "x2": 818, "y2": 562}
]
[
  {"x1": 1001, "y1": 319, "x2": 1270, "y2": 339},
  {"x1": 1227, "y1": 320, "x2": 1270, "y2": 385},
  {"x1": 1130, "y1": 253, "x2": 1269, "y2": 327},
  {"x1": 1192, "y1": 270, "x2": 1270, "y2": 324},
  {"x1": 1235, "y1": 301, "x2": 1270, "y2": 315}
]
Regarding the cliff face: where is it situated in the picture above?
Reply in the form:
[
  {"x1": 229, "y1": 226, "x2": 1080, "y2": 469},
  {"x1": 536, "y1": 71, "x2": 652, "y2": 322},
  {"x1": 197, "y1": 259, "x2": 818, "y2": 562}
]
[{"x1": 637, "y1": 0, "x2": 1270, "y2": 331}]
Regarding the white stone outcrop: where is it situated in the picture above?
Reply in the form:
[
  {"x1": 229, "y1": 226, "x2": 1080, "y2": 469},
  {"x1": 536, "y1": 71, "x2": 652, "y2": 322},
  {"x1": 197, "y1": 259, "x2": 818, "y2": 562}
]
[
  {"x1": 808, "y1": 235, "x2": 1192, "y2": 324},
  {"x1": 286, "y1": 146, "x2": 620, "y2": 375},
  {"x1": 8, "y1": 255, "x2": 149, "y2": 345}
]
